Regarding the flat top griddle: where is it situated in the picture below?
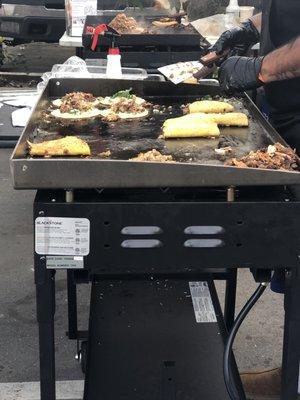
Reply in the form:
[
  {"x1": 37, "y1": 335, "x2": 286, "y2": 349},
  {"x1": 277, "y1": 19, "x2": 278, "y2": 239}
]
[
  {"x1": 82, "y1": 14, "x2": 205, "y2": 48},
  {"x1": 11, "y1": 78, "x2": 300, "y2": 189}
]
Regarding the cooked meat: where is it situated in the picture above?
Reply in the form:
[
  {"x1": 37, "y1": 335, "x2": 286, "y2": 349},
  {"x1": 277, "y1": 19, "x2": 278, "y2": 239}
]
[
  {"x1": 28, "y1": 136, "x2": 91, "y2": 157},
  {"x1": 226, "y1": 143, "x2": 299, "y2": 171},
  {"x1": 152, "y1": 19, "x2": 179, "y2": 28},
  {"x1": 100, "y1": 106, "x2": 149, "y2": 121},
  {"x1": 99, "y1": 150, "x2": 112, "y2": 158},
  {"x1": 111, "y1": 97, "x2": 146, "y2": 114},
  {"x1": 102, "y1": 112, "x2": 120, "y2": 122},
  {"x1": 59, "y1": 92, "x2": 97, "y2": 113},
  {"x1": 109, "y1": 13, "x2": 143, "y2": 33},
  {"x1": 215, "y1": 146, "x2": 233, "y2": 156},
  {"x1": 148, "y1": 22, "x2": 194, "y2": 34},
  {"x1": 130, "y1": 149, "x2": 174, "y2": 162}
]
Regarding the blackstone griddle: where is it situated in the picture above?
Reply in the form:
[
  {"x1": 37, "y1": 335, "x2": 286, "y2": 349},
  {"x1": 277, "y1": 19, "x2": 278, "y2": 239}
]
[
  {"x1": 82, "y1": 14, "x2": 205, "y2": 48},
  {"x1": 11, "y1": 78, "x2": 300, "y2": 189},
  {"x1": 82, "y1": 13, "x2": 208, "y2": 69},
  {"x1": 12, "y1": 79, "x2": 300, "y2": 400}
]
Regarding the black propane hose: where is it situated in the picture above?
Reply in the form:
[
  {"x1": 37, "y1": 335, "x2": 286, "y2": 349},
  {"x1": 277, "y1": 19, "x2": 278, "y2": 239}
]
[{"x1": 223, "y1": 282, "x2": 269, "y2": 400}]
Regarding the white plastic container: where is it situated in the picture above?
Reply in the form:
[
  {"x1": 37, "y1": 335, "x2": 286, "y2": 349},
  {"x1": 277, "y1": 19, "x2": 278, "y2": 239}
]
[
  {"x1": 106, "y1": 49, "x2": 122, "y2": 79},
  {"x1": 65, "y1": 0, "x2": 97, "y2": 37}
]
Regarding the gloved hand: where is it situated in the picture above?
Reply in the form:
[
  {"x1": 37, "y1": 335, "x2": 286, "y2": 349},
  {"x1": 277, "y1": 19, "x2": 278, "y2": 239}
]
[
  {"x1": 211, "y1": 19, "x2": 260, "y2": 57},
  {"x1": 218, "y1": 56, "x2": 264, "y2": 94}
]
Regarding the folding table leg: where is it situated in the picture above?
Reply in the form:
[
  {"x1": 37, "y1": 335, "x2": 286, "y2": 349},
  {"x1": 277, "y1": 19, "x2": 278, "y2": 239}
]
[
  {"x1": 281, "y1": 267, "x2": 300, "y2": 400},
  {"x1": 35, "y1": 258, "x2": 56, "y2": 400}
]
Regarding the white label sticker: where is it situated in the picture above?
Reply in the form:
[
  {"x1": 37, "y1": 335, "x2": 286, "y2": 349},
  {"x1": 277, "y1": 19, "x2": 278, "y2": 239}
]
[
  {"x1": 35, "y1": 217, "x2": 90, "y2": 256},
  {"x1": 189, "y1": 282, "x2": 217, "y2": 323},
  {"x1": 46, "y1": 256, "x2": 84, "y2": 269}
]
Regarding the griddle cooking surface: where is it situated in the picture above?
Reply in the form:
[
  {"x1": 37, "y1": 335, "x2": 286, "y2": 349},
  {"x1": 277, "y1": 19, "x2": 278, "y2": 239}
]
[
  {"x1": 82, "y1": 14, "x2": 203, "y2": 48},
  {"x1": 11, "y1": 78, "x2": 300, "y2": 189},
  {"x1": 29, "y1": 98, "x2": 269, "y2": 165}
]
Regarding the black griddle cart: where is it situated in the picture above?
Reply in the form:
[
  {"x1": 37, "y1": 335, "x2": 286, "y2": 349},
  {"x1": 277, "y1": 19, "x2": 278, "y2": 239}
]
[{"x1": 10, "y1": 78, "x2": 300, "y2": 400}]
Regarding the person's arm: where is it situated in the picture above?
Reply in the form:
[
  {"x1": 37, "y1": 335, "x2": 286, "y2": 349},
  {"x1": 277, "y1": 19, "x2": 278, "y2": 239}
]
[
  {"x1": 249, "y1": 13, "x2": 262, "y2": 33},
  {"x1": 211, "y1": 13, "x2": 261, "y2": 57},
  {"x1": 260, "y1": 36, "x2": 300, "y2": 83},
  {"x1": 218, "y1": 34, "x2": 300, "y2": 93}
]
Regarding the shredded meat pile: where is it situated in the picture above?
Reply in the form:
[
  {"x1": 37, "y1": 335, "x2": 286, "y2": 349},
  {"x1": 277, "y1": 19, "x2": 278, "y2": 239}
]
[
  {"x1": 111, "y1": 97, "x2": 145, "y2": 114},
  {"x1": 226, "y1": 143, "x2": 299, "y2": 171},
  {"x1": 60, "y1": 92, "x2": 96, "y2": 113},
  {"x1": 130, "y1": 149, "x2": 174, "y2": 162},
  {"x1": 102, "y1": 113, "x2": 120, "y2": 122},
  {"x1": 109, "y1": 13, "x2": 143, "y2": 33}
]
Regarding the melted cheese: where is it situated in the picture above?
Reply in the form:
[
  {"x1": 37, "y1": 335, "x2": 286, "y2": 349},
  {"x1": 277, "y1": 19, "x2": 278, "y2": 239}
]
[{"x1": 51, "y1": 108, "x2": 103, "y2": 120}]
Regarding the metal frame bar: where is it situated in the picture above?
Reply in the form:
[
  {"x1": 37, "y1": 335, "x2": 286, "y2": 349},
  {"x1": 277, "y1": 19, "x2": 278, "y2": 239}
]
[
  {"x1": 224, "y1": 269, "x2": 237, "y2": 331},
  {"x1": 281, "y1": 268, "x2": 300, "y2": 399},
  {"x1": 35, "y1": 256, "x2": 56, "y2": 400},
  {"x1": 66, "y1": 271, "x2": 78, "y2": 340}
]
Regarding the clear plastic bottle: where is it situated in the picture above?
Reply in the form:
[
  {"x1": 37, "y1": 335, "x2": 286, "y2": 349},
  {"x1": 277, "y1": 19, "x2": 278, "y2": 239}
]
[
  {"x1": 226, "y1": 0, "x2": 240, "y2": 19},
  {"x1": 106, "y1": 48, "x2": 122, "y2": 79}
]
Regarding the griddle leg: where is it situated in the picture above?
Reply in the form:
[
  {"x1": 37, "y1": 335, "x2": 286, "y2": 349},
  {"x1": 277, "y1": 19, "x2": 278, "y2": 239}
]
[
  {"x1": 281, "y1": 268, "x2": 300, "y2": 400},
  {"x1": 67, "y1": 270, "x2": 78, "y2": 340},
  {"x1": 224, "y1": 269, "x2": 237, "y2": 331},
  {"x1": 36, "y1": 261, "x2": 56, "y2": 400}
]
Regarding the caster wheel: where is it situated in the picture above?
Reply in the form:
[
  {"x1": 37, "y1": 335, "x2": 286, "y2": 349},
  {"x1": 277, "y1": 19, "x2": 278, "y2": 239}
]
[{"x1": 79, "y1": 340, "x2": 88, "y2": 374}]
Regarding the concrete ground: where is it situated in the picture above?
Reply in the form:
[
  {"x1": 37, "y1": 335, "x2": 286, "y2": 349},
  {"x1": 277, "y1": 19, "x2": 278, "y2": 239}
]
[{"x1": 0, "y1": 42, "x2": 285, "y2": 398}]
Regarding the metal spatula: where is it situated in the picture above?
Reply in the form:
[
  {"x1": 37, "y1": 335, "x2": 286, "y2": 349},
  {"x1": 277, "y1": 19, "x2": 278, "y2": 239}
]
[{"x1": 158, "y1": 50, "x2": 229, "y2": 85}]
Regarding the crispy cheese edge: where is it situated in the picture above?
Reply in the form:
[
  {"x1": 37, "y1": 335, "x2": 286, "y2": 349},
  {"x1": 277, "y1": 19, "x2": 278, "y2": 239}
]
[
  {"x1": 28, "y1": 137, "x2": 91, "y2": 157},
  {"x1": 208, "y1": 112, "x2": 249, "y2": 127},
  {"x1": 189, "y1": 101, "x2": 234, "y2": 114}
]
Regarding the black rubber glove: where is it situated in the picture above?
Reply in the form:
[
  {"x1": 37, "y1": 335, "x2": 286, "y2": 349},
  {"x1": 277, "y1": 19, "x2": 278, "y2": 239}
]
[
  {"x1": 218, "y1": 56, "x2": 264, "y2": 94},
  {"x1": 211, "y1": 19, "x2": 260, "y2": 57}
]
